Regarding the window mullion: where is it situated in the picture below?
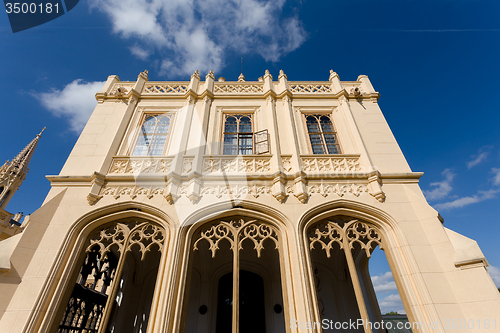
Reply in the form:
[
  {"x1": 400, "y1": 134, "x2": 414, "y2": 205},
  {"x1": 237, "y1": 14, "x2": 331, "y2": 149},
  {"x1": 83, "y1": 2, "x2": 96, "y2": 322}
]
[
  {"x1": 97, "y1": 236, "x2": 131, "y2": 333},
  {"x1": 320, "y1": 133, "x2": 327, "y2": 154},
  {"x1": 236, "y1": 133, "x2": 240, "y2": 154},
  {"x1": 236, "y1": 118, "x2": 240, "y2": 154},
  {"x1": 316, "y1": 119, "x2": 326, "y2": 153},
  {"x1": 148, "y1": 119, "x2": 160, "y2": 155},
  {"x1": 341, "y1": 226, "x2": 373, "y2": 333},
  {"x1": 232, "y1": 234, "x2": 240, "y2": 333}
]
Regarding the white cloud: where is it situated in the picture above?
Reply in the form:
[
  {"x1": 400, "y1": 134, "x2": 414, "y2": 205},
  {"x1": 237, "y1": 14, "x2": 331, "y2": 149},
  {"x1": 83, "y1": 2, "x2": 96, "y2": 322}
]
[
  {"x1": 434, "y1": 189, "x2": 498, "y2": 210},
  {"x1": 89, "y1": 0, "x2": 307, "y2": 76},
  {"x1": 378, "y1": 294, "x2": 405, "y2": 315},
  {"x1": 467, "y1": 151, "x2": 489, "y2": 169},
  {"x1": 491, "y1": 168, "x2": 500, "y2": 186},
  {"x1": 488, "y1": 266, "x2": 500, "y2": 288},
  {"x1": 129, "y1": 45, "x2": 150, "y2": 60},
  {"x1": 424, "y1": 169, "x2": 455, "y2": 201},
  {"x1": 371, "y1": 271, "x2": 397, "y2": 294},
  {"x1": 371, "y1": 271, "x2": 405, "y2": 314},
  {"x1": 35, "y1": 80, "x2": 105, "y2": 133}
]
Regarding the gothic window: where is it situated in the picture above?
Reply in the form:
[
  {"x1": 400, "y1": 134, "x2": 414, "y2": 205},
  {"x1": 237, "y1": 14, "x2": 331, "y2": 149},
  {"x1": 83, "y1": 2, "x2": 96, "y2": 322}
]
[
  {"x1": 132, "y1": 114, "x2": 173, "y2": 156},
  {"x1": 304, "y1": 114, "x2": 341, "y2": 154},
  {"x1": 222, "y1": 114, "x2": 269, "y2": 155},
  {"x1": 57, "y1": 220, "x2": 166, "y2": 333}
]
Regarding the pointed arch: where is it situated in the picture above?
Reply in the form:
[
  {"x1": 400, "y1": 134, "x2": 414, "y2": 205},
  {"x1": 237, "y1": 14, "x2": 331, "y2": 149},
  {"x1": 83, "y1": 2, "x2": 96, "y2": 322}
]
[
  {"x1": 27, "y1": 201, "x2": 175, "y2": 333},
  {"x1": 297, "y1": 199, "x2": 430, "y2": 332},
  {"x1": 171, "y1": 200, "x2": 294, "y2": 333}
]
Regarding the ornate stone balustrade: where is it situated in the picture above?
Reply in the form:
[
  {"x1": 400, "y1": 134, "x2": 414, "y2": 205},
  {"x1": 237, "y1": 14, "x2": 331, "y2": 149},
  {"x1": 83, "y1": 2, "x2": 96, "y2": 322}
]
[
  {"x1": 289, "y1": 83, "x2": 332, "y2": 93},
  {"x1": 214, "y1": 83, "x2": 264, "y2": 94},
  {"x1": 301, "y1": 155, "x2": 361, "y2": 173},
  {"x1": 203, "y1": 156, "x2": 271, "y2": 173},
  {"x1": 143, "y1": 82, "x2": 189, "y2": 94},
  {"x1": 108, "y1": 157, "x2": 173, "y2": 174}
]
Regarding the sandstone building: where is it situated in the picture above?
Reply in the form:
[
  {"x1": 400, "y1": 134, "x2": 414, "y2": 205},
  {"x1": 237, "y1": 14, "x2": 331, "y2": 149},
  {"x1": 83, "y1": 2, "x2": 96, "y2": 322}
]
[{"x1": 0, "y1": 69, "x2": 498, "y2": 333}]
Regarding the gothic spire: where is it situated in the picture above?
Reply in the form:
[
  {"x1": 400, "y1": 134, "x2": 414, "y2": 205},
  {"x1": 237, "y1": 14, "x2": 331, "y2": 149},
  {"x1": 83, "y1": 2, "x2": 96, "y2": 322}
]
[{"x1": 0, "y1": 128, "x2": 45, "y2": 186}]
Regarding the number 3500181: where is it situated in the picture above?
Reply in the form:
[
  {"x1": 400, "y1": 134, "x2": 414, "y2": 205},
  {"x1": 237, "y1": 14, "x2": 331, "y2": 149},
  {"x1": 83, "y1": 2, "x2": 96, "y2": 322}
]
[{"x1": 5, "y1": 3, "x2": 59, "y2": 14}]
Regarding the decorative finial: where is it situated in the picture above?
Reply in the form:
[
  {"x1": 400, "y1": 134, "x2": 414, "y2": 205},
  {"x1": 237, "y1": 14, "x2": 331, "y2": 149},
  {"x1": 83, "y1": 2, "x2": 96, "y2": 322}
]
[
  {"x1": 191, "y1": 70, "x2": 200, "y2": 80},
  {"x1": 263, "y1": 69, "x2": 272, "y2": 80},
  {"x1": 278, "y1": 69, "x2": 287, "y2": 80},
  {"x1": 238, "y1": 73, "x2": 245, "y2": 82},
  {"x1": 206, "y1": 70, "x2": 215, "y2": 80},
  {"x1": 329, "y1": 70, "x2": 338, "y2": 81},
  {"x1": 139, "y1": 69, "x2": 149, "y2": 79},
  {"x1": 37, "y1": 127, "x2": 46, "y2": 137}
]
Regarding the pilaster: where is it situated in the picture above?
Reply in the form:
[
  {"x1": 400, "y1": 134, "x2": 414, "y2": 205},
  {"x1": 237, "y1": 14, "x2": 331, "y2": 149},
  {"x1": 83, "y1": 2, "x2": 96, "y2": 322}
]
[{"x1": 95, "y1": 75, "x2": 120, "y2": 103}]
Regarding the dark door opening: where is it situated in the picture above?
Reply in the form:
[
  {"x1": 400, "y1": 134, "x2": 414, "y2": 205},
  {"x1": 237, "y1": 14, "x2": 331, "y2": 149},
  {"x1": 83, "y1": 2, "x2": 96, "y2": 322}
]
[{"x1": 215, "y1": 270, "x2": 266, "y2": 333}]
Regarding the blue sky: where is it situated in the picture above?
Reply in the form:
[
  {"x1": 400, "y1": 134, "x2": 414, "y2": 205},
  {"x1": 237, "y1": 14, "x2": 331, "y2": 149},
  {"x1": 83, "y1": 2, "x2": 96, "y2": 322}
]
[{"x1": 1, "y1": 0, "x2": 500, "y2": 314}]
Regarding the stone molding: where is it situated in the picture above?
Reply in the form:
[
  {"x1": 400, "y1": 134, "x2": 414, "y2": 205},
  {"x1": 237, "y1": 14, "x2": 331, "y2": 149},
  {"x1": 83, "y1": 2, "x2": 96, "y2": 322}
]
[
  {"x1": 203, "y1": 156, "x2": 271, "y2": 173},
  {"x1": 301, "y1": 155, "x2": 361, "y2": 173},
  {"x1": 97, "y1": 181, "x2": 371, "y2": 204},
  {"x1": 109, "y1": 157, "x2": 174, "y2": 174}
]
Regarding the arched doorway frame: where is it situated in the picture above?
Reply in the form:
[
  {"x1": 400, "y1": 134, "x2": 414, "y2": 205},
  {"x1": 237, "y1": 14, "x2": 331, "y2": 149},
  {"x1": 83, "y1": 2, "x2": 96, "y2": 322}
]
[
  {"x1": 171, "y1": 200, "x2": 295, "y2": 333},
  {"x1": 297, "y1": 199, "x2": 439, "y2": 333},
  {"x1": 24, "y1": 201, "x2": 175, "y2": 333}
]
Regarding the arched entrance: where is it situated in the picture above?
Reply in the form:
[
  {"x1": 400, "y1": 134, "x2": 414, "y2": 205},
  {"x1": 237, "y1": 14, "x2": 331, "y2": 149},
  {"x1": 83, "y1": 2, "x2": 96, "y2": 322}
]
[
  {"x1": 306, "y1": 216, "x2": 411, "y2": 333},
  {"x1": 56, "y1": 219, "x2": 166, "y2": 333},
  {"x1": 182, "y1": 217, "x2": 286, "y2": 333}
]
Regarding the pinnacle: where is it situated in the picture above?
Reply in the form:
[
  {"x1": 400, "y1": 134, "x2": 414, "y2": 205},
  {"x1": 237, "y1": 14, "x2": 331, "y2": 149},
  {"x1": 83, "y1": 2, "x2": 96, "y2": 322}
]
[{"x1": 0, "y1": 130, "x2": 44, "y2": 185}]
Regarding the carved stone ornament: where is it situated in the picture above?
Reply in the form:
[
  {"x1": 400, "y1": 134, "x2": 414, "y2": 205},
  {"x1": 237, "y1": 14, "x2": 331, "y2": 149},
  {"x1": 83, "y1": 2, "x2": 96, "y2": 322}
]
[
  {"x1": 200, "y1": 184, "x2": 271, "y2": 199},
  {"x1": 307, "y1": 183, "x2": 368, "y2": 198},
  {"x1": 109, "y1": 83, "x2": 134, "y2": 97},
  {"x1": 183, "y1": 158, "x2": 194, "y2": 173},
  {"x1": 88, "y1": 221, "x2": 166, "y2": 261},
  {"x1": 309, "y1": 218, "x2": 383, "y2": 258},
  {"x1": 278, "y1": 69, "x2": 287, "y2": 80},
  {"x1": 143, "y1": 83, "x2": 188, "y2": 94},
  {"x1": 214, "y1": 84, "x2": 263, "y2": 94},
  {"x1": 302, "y1": 157, "x2": 361, "y2": 172},
  {"x1": 281, "y1": 157, "x2": 293, "y2": 172},
  {"x1": 206, "y1": 70, "x2": 215, "y2": 80},
  {"x1": 289, "y1": 84, "x2": 332, "y2": 93},
  {"x1": 193, "y1": 218, "x2": 279, "y2": 258},
  {"x1": 203, "y1": 157, "x2": 271, "y2": 173},
  {"x1": 191, "y1": 70, "x2": 200, "y2": 80},
  {"x1": 109, "y1": 158, "x2": 173, "y2": 174},
  {"x1": 100, "y1": 180, "x2": 370, "y2": 203}
]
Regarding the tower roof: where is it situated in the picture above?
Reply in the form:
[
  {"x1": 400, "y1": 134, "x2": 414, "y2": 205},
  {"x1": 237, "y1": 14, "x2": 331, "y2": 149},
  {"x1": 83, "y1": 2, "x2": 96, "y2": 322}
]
[{"x1": 0, "y1": 128, "x2": 45, "y2": 185}]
